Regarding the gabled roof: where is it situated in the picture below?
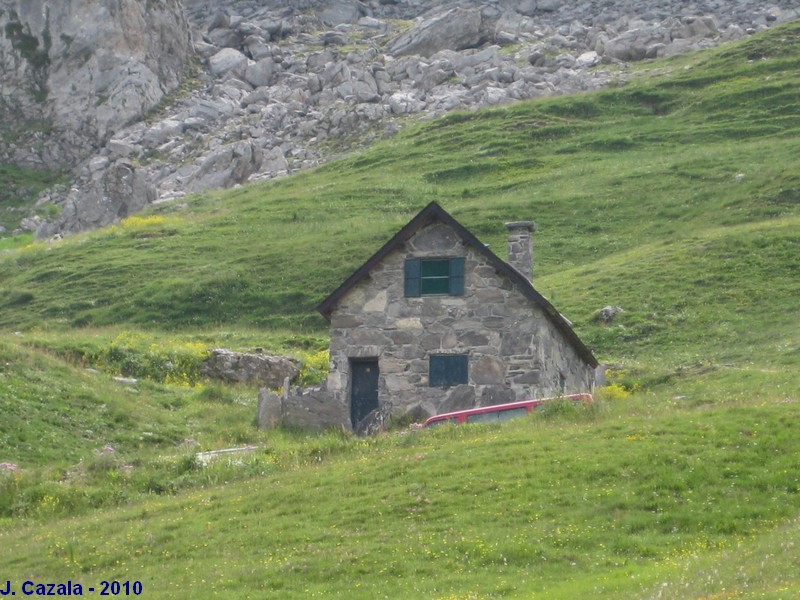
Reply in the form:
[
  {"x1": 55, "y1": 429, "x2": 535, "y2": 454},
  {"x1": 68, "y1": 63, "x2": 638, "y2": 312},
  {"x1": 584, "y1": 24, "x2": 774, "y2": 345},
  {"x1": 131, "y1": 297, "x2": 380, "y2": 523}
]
[{"x1": 316, "y1": 201, "x2": 598, "y2": 368}]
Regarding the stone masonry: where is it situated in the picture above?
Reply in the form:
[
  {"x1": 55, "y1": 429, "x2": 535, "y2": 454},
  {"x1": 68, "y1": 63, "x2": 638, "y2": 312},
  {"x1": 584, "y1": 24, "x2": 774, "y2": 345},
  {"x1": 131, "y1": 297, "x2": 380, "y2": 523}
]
[{"x1": 505, "y1": 221, "x2": 536, "y2": 280}]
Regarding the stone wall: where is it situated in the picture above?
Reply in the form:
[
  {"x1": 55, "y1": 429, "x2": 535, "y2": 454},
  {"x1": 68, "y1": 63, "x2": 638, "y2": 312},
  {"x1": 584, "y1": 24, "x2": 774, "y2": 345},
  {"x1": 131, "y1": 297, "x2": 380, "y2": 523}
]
[
  {"x1": 257, "y1": 383, "x2": 348, "y2": 430},
  {"x1": 326, "y1": 220, "x2": 596, "y2": 427}
]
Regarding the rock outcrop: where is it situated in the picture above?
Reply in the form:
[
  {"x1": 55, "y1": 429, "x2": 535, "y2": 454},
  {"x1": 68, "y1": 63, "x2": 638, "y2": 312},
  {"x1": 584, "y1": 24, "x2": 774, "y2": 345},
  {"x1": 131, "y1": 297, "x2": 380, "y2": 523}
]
[
  {"x1": 0, "y1": 0, "x2": 193, "y2": 170},
  {"x1": 1, "y1": 0, "x2": 796, "y2": 238},
  {"x1": 37, "y1": 158, "x2": 158, "y2": 236},
  {"x1": 202, "y1": 348, "x2": 299, "y2": 388}
]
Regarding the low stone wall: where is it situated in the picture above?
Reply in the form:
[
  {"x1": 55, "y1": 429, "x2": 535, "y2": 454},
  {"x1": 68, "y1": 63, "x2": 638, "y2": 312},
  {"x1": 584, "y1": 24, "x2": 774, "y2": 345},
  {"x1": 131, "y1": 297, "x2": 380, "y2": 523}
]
[{"x1": 257, "y1": 382, "x2": 348, "y2": 430}]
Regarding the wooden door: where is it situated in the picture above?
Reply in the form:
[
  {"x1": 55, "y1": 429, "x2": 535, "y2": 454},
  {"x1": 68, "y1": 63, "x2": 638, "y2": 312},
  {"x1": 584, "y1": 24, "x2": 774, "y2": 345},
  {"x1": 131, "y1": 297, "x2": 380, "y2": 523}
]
[{"x1": 350, "y1": 359, "x2": 379, "y2": 429}]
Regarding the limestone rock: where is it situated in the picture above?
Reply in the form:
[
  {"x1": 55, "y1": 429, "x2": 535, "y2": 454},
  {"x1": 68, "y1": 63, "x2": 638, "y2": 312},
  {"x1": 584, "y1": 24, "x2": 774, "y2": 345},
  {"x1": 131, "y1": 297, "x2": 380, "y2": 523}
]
[
  {"x1": 386, "y1": 8, "x2": 485, "y2": 58},
  {"x1": 188, "y1": 141, "x2": 264, "y2": 192},
  {"x1": 576, "y1": 51, "x2": 600, "y2": 67},
  {"x1": 280, "y1": 384, "x2": 350, "y2": 430},
  {"x1": 354, "y1": 402, "x2": 393, "y2": 436},
  {"x1": 203, "y1": 349, "x2": 299, "y2": 388},
  {"x1": 594, "y1": 305, "x2": 624, "y2": 324},
  {"x1": 37, "y1": 160, "x2": 156, "y2": 237},
  {"x1": 0, "y1": 0, "x2": 192, "y2": 169},
  {"x1": 256, "y1": 388, "x2": 282, "y2": 429},
  {"x1": 321, "y1": 2, "x2": 366, "y2": 26},
  {"x1": 601, "y1": 26, "x2": 671, "y2": 61},
  {"x1": 245, "y1": 58, "x2": 278, "y2": 87},
  {"x1": 209, "y1": 48, "x2": 248, "y2": 78}
]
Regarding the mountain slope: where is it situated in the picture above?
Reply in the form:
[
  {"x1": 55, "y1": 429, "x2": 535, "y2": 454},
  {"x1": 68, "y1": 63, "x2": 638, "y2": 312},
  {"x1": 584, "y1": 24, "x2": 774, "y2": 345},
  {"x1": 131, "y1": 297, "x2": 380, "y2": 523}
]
[{"x1": 1, "y1": 21, "x2": 797, "y2": 369}]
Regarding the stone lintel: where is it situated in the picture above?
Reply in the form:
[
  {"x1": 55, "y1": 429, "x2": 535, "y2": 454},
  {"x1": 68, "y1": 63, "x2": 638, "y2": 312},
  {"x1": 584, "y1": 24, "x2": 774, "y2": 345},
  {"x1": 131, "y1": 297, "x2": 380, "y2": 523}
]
[{"x1": 504, "y1": 220, "x2": 536, "y2": 233}]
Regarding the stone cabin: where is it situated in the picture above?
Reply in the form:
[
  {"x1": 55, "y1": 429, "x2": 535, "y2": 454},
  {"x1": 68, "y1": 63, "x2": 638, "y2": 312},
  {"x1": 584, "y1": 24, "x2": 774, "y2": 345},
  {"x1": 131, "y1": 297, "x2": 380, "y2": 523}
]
[{"x1": 316, "y1": 201, "x2": 599, "y2": 431}]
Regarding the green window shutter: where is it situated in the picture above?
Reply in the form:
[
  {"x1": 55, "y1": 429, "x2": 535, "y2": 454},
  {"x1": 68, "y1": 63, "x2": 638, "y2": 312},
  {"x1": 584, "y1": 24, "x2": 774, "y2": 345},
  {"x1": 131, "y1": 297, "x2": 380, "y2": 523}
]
[
  {"x1": 429, "y1": 354, "x2": 469, "y2": 387},
  {"x1": 404, "y1": 259, "x2": 421, "y2": 297},
  {"x1": 448, "y1": 257, "x2": 465, "y2": 296},
  {"x1": 420, "y1": 258, "x2": 450, "y2": 295}
]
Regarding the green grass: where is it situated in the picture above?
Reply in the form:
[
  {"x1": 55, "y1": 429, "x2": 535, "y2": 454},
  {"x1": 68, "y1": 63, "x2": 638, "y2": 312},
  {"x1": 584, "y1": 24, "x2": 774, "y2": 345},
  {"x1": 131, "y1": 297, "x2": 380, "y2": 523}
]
[
  {"x1": 0, "y1": 335, "x2": 257, "y2": 467},
  {"x1": 0, "y1": 394, "x2": 798, "y2": 598},
  {"x1": 0, "y1": 20, "x2": 799, "y2": 599}
]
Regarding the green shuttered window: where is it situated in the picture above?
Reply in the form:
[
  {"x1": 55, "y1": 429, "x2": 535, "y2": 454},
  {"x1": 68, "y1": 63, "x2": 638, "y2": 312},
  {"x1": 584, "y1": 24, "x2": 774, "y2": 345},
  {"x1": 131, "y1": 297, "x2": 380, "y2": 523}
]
[
  {"x1": 404, "y1": 257, "x2": 465, "y2": 297},
  {"x1": 429, "y1": 354, "x2": 469, "y2": 387}
]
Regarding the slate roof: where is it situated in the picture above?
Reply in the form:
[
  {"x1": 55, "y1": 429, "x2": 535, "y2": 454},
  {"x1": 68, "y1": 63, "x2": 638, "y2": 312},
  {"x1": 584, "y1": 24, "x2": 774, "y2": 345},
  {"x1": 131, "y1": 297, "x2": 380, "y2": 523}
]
[{"x1": 317, "y1": 201, "x2": 598, "y2": 368}]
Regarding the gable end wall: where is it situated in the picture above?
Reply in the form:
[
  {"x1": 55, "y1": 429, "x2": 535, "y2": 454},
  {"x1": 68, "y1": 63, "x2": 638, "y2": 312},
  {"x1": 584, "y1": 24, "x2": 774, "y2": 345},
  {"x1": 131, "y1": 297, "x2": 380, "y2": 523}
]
[{"x1": 327, "y1": 222, "x2": 595, "y2": 425}]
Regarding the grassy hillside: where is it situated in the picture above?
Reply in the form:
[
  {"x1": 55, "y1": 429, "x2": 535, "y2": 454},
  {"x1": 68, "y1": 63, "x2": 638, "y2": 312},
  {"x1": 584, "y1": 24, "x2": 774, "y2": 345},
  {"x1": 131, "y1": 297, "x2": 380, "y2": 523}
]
[
  {"x1": 1, "y1": 397, "x2": 799, "y2": 598},
  {"x1": 0, "y1": 19, "x2": 799, "y2": 599}
]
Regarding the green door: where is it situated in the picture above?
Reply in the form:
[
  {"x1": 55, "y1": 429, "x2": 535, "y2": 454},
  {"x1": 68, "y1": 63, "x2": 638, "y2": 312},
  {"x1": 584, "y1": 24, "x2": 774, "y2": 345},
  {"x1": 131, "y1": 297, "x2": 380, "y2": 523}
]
[{"x1": 350, "y1": 359, "x2": 379, "y2": 429}]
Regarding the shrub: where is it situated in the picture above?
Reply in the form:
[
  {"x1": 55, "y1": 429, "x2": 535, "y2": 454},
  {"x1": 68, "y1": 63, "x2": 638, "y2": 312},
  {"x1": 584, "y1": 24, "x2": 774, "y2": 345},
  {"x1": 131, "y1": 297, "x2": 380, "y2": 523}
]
[
  {"x1": 13, "y1": 481, "x2": 87, "y2": 518},
  {"x1": 597, "y1": 383, "x2": 632, "y2": 401},
  {"x1": 296, "y1": 349, "x2": 330, "y2": 386},
  {"x1": 0, "y1": 468, "x2": 21, "y2": 518},
  {"x1": 93, "y1": 331, "x2": 210, "y2": 385},
  {"x1": 603, "y1": 367, "x2": 641, "y2": 395},
  {"x1": 4, "y1": 290, "x2": 34, "y2": 306}
]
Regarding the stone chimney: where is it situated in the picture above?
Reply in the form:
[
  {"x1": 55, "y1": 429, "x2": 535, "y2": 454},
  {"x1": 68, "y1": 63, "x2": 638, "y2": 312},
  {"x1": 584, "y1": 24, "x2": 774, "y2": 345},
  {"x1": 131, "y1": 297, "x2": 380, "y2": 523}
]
[{"x1": 504, "y1": 220, "x2": 536, "y2": 281}]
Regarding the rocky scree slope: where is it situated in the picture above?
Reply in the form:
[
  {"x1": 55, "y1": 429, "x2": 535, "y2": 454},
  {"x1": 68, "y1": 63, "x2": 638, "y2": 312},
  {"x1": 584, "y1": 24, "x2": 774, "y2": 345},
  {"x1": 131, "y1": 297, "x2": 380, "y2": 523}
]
[
  {"x1": 3, "y1": 0, "x2": 797, "y2": 238},
  {"x1": 0, "y1": 0, "x2": 192, "y2": 169}
]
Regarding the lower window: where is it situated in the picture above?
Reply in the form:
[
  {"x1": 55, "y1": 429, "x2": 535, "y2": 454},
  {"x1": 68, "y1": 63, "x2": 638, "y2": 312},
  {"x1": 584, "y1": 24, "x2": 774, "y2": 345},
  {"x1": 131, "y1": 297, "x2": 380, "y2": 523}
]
[{"x1": 429, "y1": 354, "x2": 468, "y2": 387}]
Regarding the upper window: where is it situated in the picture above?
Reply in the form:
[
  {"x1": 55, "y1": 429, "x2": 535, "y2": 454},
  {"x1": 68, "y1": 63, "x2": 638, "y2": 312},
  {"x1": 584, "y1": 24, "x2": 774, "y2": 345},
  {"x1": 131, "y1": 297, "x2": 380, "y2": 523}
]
[{"x1": 404, "y1": 257, "x2": 465, "y2": 297}]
